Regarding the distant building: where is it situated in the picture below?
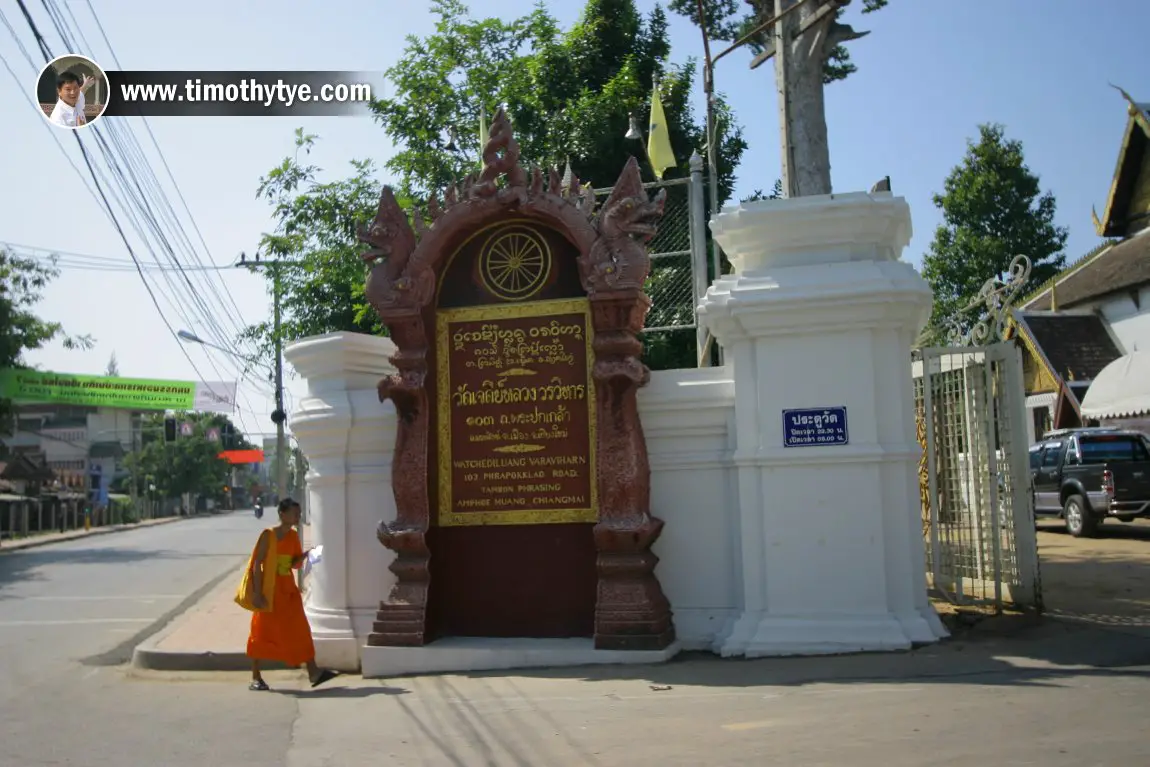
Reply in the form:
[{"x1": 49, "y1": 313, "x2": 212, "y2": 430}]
[
  {"x1": 1009, "y1": 90, "x2": 1150, "y2": 439},
  {"x1": 4, "y1": 404, "x2": 142, "y2": 497}
]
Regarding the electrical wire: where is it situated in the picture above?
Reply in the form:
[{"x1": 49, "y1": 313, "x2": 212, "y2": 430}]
[
  {"x1": 1, "y1": 241, "x2": 236, "y2": 271},
  {"x1": 10, "y1": 2, "x2": 301, "y2": 438},
  {"x1": 32, "y1": 0, "x2": 265, "y2": 391},
  {"x1": 70, "y1": 0, "x2": 255, "y2": 353},
  {"x1": 5, "y1": 5, "x2": 270, "y2": 436}
]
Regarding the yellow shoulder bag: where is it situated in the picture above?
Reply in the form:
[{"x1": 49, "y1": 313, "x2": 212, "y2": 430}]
[{"x1": 234, "y1": 528, "x2": 278, "y2": 612}]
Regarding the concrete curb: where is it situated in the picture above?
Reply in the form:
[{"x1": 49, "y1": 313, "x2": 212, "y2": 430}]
[
  {"x1": 131, "y1": 522, "x2": 314, "y2": 673},
  {"x1": 131, "y1": 562, "x2": 296, "y2": 673},
  {"x1": 0, "y1": 513, "x2": 215, "y2": 553},
  {"x1": 132, "y1": 647, "x2": 293, "y2": 672}
]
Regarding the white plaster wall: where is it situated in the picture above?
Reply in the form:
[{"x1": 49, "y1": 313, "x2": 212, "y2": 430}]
[
  {"x1": 287, "y1": 330, "x2": 742, "y2": 662},
  {"x1": 289, "y1": 225, "x2": 944, "y2": 666},
  {"x1": 1094, "y1": 287, "x2": 1150, "y2": 353},
  {"x1": 639, "y1": 366, "x2": 739, "y2": 650}
]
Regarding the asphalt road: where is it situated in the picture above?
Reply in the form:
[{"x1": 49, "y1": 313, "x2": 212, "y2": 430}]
[
  {"x1": 4, "y1": 513, "x2": 1150, "y2": 766},
  {"x1": 0, "y1": 512, "x2": 299, "y2": 767}
]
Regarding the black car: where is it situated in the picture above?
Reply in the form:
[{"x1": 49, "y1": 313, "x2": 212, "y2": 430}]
[{"x1": 1029, "y1": 427, "x2": 1150, "y2": 537}]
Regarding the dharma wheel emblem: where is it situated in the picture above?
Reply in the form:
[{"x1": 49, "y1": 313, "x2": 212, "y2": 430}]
[{"x1": 479, "y1": 225, "x2": 552, "y2": 302}]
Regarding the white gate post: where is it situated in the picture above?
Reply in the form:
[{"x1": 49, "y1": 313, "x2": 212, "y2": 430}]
[
  {"x1": 995, "y1": 341, "x2": 1043, "y2": 609},
  {"x1": 701, "y1": 190, "x2": 949, "y2": 657}
]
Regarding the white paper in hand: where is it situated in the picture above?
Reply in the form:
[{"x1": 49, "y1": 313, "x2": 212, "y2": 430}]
[{"x1": 302, "y1": 545, "x2": 324, "y2": 578}]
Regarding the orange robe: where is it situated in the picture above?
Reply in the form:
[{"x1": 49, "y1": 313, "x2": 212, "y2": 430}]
[{"x1": 246, "y1": 528, "x2": 315, "y2": 666}]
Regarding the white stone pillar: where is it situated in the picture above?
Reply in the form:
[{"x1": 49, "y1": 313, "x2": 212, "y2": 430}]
[
  {"x1": 700, "y1": 191, "x2": 949, "y2": 657},
  {"x1": 285, "y1": 331, "x2": 399, "y2": 672}
]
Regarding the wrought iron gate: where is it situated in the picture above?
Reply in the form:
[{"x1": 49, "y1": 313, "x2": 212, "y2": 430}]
[{"x1": 912, "y1": 256, "x2": 1043, "y2": 612}]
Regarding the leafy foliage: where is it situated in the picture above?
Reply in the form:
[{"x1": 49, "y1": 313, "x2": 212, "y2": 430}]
[
  {"x1": 238, "y1": 128, "x2": 386, "y2": 370},
  {"x1": 126, "y1": 412, "x2": 252, "y2": 500},
  {"x1": 742, "y1": 178, "x2": 784, "y2": 202},
  {"x1": 241, "y1": 0, "x2": 750, "y2": 372},
  {"x1": 104, "y1": 352, "x2": 119, "y2": 377},
  {"x1": 0, "y1": 248, "x2": 93, "y2": 432},
  {"x1": 668, "y1": 0, "x2": 888, "y2": 84},
  {"x1": 374, "y1": 0, "x2": 747, "y2": 201},
  {"x1": 921, "y1": 124, "x2": 1068, "y2": 344}
]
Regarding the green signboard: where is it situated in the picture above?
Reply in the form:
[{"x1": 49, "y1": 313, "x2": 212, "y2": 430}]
[{"x1": 0, "y1": 369, "x2": 198, "y2": 411}]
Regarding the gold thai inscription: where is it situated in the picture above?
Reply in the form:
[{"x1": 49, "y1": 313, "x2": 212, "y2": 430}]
[{"x1": 436, "y1": 299, "x2": 597, "y2": 526}]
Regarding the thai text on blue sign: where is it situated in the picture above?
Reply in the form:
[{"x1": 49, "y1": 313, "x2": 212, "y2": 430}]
[{"x1": 782, "y1": 407, "x2": 849, "y2": 448}]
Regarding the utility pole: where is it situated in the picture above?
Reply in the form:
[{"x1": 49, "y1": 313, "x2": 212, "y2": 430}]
[
  {"x1": 237, "y1": 252, "x2": 302, "y2": 504},
  {"x1": 272, "y1": 267, "x2": 286, "y2": 503},
  {"x1": 693, "y1": 0, "x2": 812, "y2": 364}
]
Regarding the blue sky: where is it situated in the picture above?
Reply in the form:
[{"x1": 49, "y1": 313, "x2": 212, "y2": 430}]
[{"x1": 1, "y1": 0, "x2": 1146, "y2": 440}]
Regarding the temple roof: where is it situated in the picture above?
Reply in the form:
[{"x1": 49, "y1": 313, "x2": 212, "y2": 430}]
[
  {"x1": 1023, "y1": 230, "x2": 1150, "y2": 310},
  {"x1": 1011, "y1": 312, "x2": 1123, "y2": 383},
  {"x1": 1093, "y1": 89, "x2": 1150, "y2": 238}
]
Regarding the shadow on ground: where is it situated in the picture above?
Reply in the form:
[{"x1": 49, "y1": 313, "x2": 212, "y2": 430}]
[
  {"x1": 0, "y1": 546, "x2": 203, "y2": 598},
  {"x1": 1037, "y1": 521, "x2": 1150, "y2": 629},
  {"x1": 428, "y1": 522, "x2": 1150, "y2": 692}
]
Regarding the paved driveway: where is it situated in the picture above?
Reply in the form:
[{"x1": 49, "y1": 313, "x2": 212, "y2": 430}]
[{"x1": 1037, "y1": 518, "x2": 1150, "y2": 629}]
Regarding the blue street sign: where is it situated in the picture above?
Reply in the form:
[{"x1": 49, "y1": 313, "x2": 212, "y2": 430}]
[{"x1": 782, "y1": 407, "x2": 849, "y2": 448}]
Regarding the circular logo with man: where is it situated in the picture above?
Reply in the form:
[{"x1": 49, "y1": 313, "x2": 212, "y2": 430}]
[{"x1": 36, "y1": 54, "x2": 108, "y2": 130}]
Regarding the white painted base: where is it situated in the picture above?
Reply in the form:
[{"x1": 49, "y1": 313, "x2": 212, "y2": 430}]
[
  {"x1": 306, "y1": 604, "x2": 361, "y2": 672},
  {"x1": 361, "y1": 638, "x2": 682, "y2": 679},
  {"x1": 672, "y1": 608, "x2": 740, "y2": 652},
  {"x1": 720, "y1": 608, "x2": 947, "y2": 658}
]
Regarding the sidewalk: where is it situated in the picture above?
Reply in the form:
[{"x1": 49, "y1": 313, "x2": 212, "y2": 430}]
[
  {"x1": 133, "y1": 526, "x2": 310, "y2": 672},
  {"x1": 134, "y1": 524, "x2": 1150, "y2": 676},
  {"x1": 0, "y1": 514, "x2": 197, "y2": 553}
]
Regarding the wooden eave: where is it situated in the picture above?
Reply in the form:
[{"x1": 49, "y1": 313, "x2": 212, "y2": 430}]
[{"x1": 1094, "y1": 88, "x2": 1150, "y2": 238}]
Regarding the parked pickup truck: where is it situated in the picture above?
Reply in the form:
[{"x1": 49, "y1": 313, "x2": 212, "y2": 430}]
[{"x1": 1029, "y1": 428, "x2": 1150, "y2": 537}]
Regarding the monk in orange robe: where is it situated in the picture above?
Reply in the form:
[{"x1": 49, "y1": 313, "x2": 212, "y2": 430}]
[{"x1": 246, "y1": 497, "x2": 335, "y2": 691}]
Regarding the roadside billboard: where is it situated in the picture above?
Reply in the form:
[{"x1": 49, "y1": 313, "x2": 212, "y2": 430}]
[{"x1": 0, "y1": 369, "x2": 237, "y2": 413}]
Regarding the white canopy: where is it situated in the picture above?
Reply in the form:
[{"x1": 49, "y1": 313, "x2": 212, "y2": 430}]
[{"x1": 1080, "y1": 351, "x2": 1150, "y2": 419}]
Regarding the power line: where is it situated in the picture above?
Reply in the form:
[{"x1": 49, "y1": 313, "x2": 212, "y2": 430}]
[
  {"x1": 8, "y1": 2, "x2": 291, "y2": 437},
  {"x1": 8, "y1": 5, "x2": 265, "y2": 437},
  {"x1": 35, "y1": 0, "x2": 261, "y2": 373},
  {"x1": 49, "y1": 2, "x2": 272, "y2": 428},
  {"x1": 75, "y1": 0, "x2": 254, "y2": 352},
  {"x1": 0, "y1": 12, "x2": 101, "y2": 206},
  {"x1": 13, "y1": 0, "x2": 51, "y2": 59},
  {"x1": 0, "y1": 242, "x2": 236, "y2": 271}
]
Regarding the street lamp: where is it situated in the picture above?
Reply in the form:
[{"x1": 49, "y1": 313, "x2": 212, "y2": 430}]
[{"x1": 177, "y1": 328, "x2": 287, "y2": 504}]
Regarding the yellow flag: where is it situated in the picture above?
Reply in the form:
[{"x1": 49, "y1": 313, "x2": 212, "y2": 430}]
[{"x1": 647, "y1": 82, "x2": 677, "y2": 179}]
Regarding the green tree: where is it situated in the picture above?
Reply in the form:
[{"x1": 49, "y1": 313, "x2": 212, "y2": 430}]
[
  {"x1": 126, "y1": 412, "x2": 250, "y2": 500},
  {"x1": 374, "y1": 0, "x2": 746, "y2": 201},
  {"x1": 104, "y1": 352, "x2": 119, "y2": 377},
  {"x1": 920, "y1": 123, "x2": 1068, "y2": 344},
  {"x1": 237, "y1": 129, "x2": 387, "y2": 367},
  {"x1": 0, "y1": 249, "x2": 92, "y2": 431},
  {"x1": 240, "y1": 0, "x2": 749, "y2": 372}
]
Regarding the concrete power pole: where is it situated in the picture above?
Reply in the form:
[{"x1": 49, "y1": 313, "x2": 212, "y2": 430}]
[
  {"x1": 272, "y1": 267, "x2": 287, "y2": 503},
  {"x1": 237, "y1": 253, "x2": 301, "y2": 504}
]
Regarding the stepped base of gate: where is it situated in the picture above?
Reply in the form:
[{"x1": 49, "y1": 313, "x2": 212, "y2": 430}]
[
  {"x1": 361, "y1": 637, "x2": 681, "y2": 679},
  {"x1": 718, "y1": 611, "x2": 947, "y2": 658}
]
